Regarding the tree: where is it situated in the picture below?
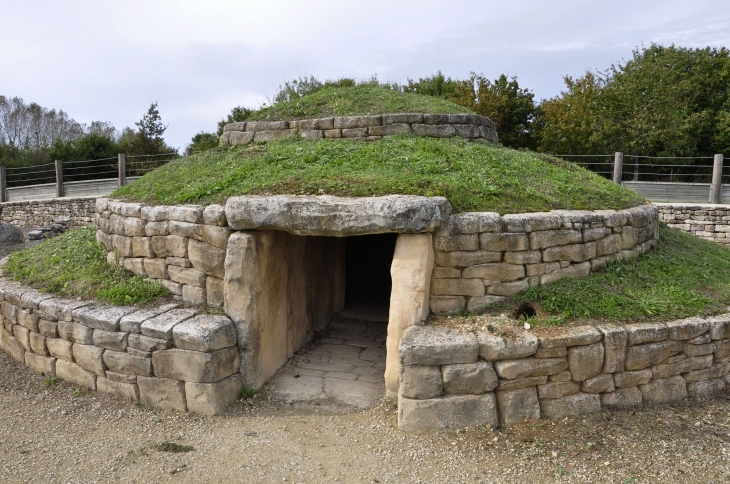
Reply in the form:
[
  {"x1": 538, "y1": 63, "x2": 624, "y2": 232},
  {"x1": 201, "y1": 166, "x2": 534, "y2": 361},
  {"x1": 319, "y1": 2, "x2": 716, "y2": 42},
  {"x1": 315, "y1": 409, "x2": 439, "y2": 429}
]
[
  {"x1": 189, "y1": 132, "x2": 220, "y2": 152},
  {"x1": 135, "y1": 102, "x2": 167, "y2": 140},
  {"x1": 125, "y1": 102, "x2": 174, "y2": 155},
  {"x1": 403, "y1": 71, "x2": 460, "y2": 98}
]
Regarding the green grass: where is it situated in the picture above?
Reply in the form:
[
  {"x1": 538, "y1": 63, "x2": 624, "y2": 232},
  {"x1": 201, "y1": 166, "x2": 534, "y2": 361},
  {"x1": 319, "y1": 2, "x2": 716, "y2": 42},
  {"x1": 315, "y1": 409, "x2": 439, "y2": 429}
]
[
  {"x1": 510, "y1": 224, "x2": 730, "y2": 324},
  {"x1": 4, "y1": 225, "x2": 168, "y2": 305},
  {"x1": 247, "y1": 85, "x2": 473, "y2": 120},
  {"x1": 114, "y1": 135, "x2": 643, "y2": 214}
]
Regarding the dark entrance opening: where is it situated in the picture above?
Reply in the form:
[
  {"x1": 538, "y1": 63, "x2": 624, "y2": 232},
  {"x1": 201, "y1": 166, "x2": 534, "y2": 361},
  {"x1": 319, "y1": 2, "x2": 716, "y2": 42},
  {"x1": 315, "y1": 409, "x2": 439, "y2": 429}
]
[{"x1": 344, "y1": 233, "x2": 398, "y2": 309}]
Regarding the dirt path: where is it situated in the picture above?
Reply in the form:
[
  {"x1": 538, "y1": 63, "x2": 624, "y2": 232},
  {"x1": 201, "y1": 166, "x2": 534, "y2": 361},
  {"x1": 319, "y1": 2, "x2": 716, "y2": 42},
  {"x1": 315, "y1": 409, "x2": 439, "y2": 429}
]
[{"x1": 2, "y1": 351, "x2": 730, "y2": 483}]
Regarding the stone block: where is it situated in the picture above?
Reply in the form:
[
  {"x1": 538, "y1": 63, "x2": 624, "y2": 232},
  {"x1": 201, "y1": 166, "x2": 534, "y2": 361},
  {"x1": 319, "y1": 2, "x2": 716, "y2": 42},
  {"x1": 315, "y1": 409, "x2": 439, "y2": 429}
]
[
  {"x1": 167, "y1": 206, "x2": 204, "y2": 224},
  {"x1": 14, "y1": 326, "x2": 30, "y2": 351},
  {"x1": 57, "y1": 321, "x2": 94, "y2": 344},
  {"x1": 687, "y1": 334, "x2": 711, "y2": 345},
  {"x1": 652, "y1": 355, "x2": 712, "y2": 379},
  {"x1": 399, "y1": 365, "x2": 443, "y2": 399},
  {"x1": 103, "y1": 350, "x2": 152, "y2": 376},
  {"x1": 504, "y1": 251, "x2": 542, "y2": 265},
  {"x1": 494, "y1": 358, "x2": 567, "y2": 380},
  {"x1": 429, "y1": 296, "x2": 466, "y2": 315},
  {"x1": 152, "y1": 347, "x2": 240, "y2": 383},
  {"x1": 496, "y1": 376, "x2": 548, "y2": 390},
  {"x1": 537, "y1": 326, "x2": 602, "y2": 349},
  {"x1": 600, "y1": 387, "x2": 643, "y2": 407},
  {"x1": 92, "y1": 330, "x2": 128, "y2": 351},
  {"x1": 167, "y1": 257, "x2": 192, "y2": 267},
  {"x1": 202, "y1": 204, "x2": 227, "y2": 226},
  {"x1": 127, "y1": 348, "x2": 151, "y2": 358},
  {"x1": 161, "y1": 280, "x2": 182, "y2": 295},
  {"x1": 382, "y1": 123, "x2": 413, "y2": 136},
  {"x1": 462, "y1": 263, "x2": 525, "y2": 282},
  {"x1": 625, "y1": 341, "x2": 682, "y2": 370},
  {"x1": 487, "y1": 280, "x2": 530, "y2": 296},
  {"x1": 38, "y1": 298, "x2": 89, "y2": 323},
  {"x1": 625, "y1": 322, "x2": 668, "y2": 345},
  {"x1": 144, "y1": 221, "x2": 169, "y2": 237},
  {"x1": 182, "y1": 285, "x2": 206, "y2": 305},
  {"x1": 17, "y1": 310, "x2": 39, "y2": 332},
  {"x1": 144, "y1": 258, "x2": 168, "y2": 279},
  {"x1": 621, "y1": 226, "x2": 639, "y2": 249},
  {"x1": 112, "y1": 235, "x2": 134, "y2": 257},
  {"x1": 56, "y1": 360, "x2": 96, "y2": 390},
  {"x1": 568, "y1": 342, "x2": 604, "y2": 381},
  {"x1": 323, "y1": 129, "x2": 341, "y2": 138},
  {"x1": 434, "y1": 250, "x2": 502, "y2": 267},
  {"x1": 72, "y1": 344, "x2": 106, "y2": 375},
  {"x1": 185, "y1": 374, "x2": 242, "y2": 415},
  {"x1": 25, "y1": 352, "x2": 55, "y2": 376},
  {"x1": 202, "y1": 225, "x2": 231, "y2": 250},
  {"x1": 169, "y1": 221, "x2": 204, "y2": 241},
  {"x1": 466, "y1": 295, "x2": 506, "y2": 311},
  {"x1": 172, "y1": 315, "x2": 237, "y2": 352},
  {"x1": 542, "y1": 243, "x2": 596, "y2": 263},
  {"x1": 141, "y1": 205, "x2": 168, "y2": 222},
  {"x1": 596, "y1": 324, "x2": 626, "y2": 373},
  {"x1": 206, "y1": 277, "x2": 225, "y2": 307},
  {"x1": 140, "y1": 308, "x2": 197, "y2": 340},
  {"x1": 123, "y1": 258, "x2": 146, "y2": 276},
  {"x1": 433, "y1": 267, "x2": 462, "y2": 279},
  {"x1": 583, "y1": 227, "x2": 611, "y2": 242},
  {"x1": 46, "y1": 338, "x2": 73, "y2": 361},
  {"x1": 106, "y1": 371, "x2": 138, "y2": 384},
  {"x1": 665, "y1": 317, "x2": 709, "y2": 340},
  {"x1": 168, "y1": 265, "x2": 207, "y2": 287},
  {"x1": 539, "y1": 262, "x2": 591, "y2": 285},
  {"x1": 431, "y1": 278, "x2": 485, "y2": 297},
  {"x1": 640, "y1": 376, "x2": 687, "y2": 404},
  {"x1": 434, "y1": 234, "x2": 479, "y2": 251},
  {"x1": 479, "y1": 233, "x2": 528, "y2": 252},
  {"x1": 38, "y1": 320, "x2": 58, "y2": 338},
  {"x1": 29, "y1": 332, "x2": 48, "y2": 355},
  {"x1": 581, "y1": 374, "x2": 615, "y2": 394},
  {"x1": 708, "y1": 314, "x2": 730, "y2": 340},
  {"x1": 72, "y1": 305, "x2": 137, "y2": 332},
  {"x1": 529, "y1": 229, "x2": 582, "y2": 250},
  {"x1": 538, "y1": 381, "x2": 580, "y2": 399},
  {"x1": 715, "y1": 339, "x2": 730, "y2": 359},
  {"x1": 398, "y1": 393, "x2": 498, "y2": 431},
  {"x1": 151, "y1": 235, "x2": 188, "y2": 258},
  {"x1": 436, "y1": 212, "x2": 501, "y2": 236},
  {"x1": 383, "y1": 113, "x2": 423, "y2": 124},
  {"x1": 684, "y1": 342, "x2": 716, "y2": 357},
  {"x1": 399, "y1": 326, "x2": 479, "y2": 366},
  {"x1": 536, "y1": 347, "x2": 567, "y2": 358},
  {"x1": 97, "y1": 376, "x2": 139, "y2": 401},
  {"x1": 412, "y1": 124, "x2": 456, "y2": 138},
  {"x1": 478, "y1": 331, "x2": 538, "y2": 361},
  {"x1": 687, "y1": 378, "x2": 725, "y2": 398},
  {"x1": 683, "y1": 361, "x2": 730, "y2": 383},
  {"x1": 132, "y1": 237, "x2": 154, "y2": 258},
  {"x1": 1, "y1": 328, "x2": 25, "y2": 363},
  {"x1": 442, "y1": 361, "x2": 498, "y2": 394},
  {"x1": 124, "y1": 334, "x2": 168, "y2": 352},
  {"x1": 118, "y1": 304, "x2": 179, "y2": 334},
  {"x1": 496, "y1": 387, "x2": 540, "y2": 424},
  {"x1": 541, "y1": 392, "x2": 601, "y2": 419},
  {"x1": 137, "y1": 376, "x2": 187, "y2": 411},
  {"x1": 614, "y1": 369, "x2": 653, "y2": 388}
]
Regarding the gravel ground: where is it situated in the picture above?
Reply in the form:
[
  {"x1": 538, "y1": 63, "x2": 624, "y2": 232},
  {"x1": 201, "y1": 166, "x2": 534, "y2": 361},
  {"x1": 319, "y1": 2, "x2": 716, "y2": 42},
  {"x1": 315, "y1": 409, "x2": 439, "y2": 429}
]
[{"x1": 2, "y1": 351, "x2": 730, "y2": 483}]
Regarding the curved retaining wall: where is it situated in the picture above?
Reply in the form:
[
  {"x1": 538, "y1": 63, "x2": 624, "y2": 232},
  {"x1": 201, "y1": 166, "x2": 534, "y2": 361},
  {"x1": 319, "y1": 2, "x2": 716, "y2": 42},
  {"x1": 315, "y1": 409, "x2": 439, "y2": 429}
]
[
  {"x1": 398, "y1": 316, "x2": 730, "y2": 431},
  {"x1": 219, "y1": 113, "x2": 499, "y2": 146},
  {"x1": 0, "y1": 280, "x2": 241, "y2": 415}
]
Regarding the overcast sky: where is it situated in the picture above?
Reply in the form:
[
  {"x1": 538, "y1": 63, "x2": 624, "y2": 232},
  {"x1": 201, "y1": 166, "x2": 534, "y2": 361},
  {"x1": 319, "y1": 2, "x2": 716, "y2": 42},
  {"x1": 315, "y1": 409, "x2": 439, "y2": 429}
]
[{"x1": 2, "y1": 0, "x2": 728, "y2": 151}]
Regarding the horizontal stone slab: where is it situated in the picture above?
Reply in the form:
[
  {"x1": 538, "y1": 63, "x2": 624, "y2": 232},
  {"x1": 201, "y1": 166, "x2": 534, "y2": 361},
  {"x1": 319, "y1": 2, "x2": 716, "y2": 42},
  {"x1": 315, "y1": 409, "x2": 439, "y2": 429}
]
[
  {"x1": 398, "y1": 393, "x2": 498, "y2": 431},
  {"x1": 399, "y1": 326, "x2": 479, "y2": 366}
]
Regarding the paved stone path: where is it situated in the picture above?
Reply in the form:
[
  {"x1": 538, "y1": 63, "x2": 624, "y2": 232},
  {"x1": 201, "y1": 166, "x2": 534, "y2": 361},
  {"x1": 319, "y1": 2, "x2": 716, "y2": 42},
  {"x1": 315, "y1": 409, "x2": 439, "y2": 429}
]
[{"x1": 268, "y1": 312, "x2": 387, "y2": 408}]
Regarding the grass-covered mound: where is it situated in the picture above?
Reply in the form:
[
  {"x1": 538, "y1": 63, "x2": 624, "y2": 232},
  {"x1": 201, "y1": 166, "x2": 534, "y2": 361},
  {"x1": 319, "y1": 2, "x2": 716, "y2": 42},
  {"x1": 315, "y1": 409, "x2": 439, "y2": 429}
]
[
  {"x1": 246, "y1": 85, "x2": 473, "y2": 121},
  {"x1": 507, "y1": 224, "x2": 730, "y2": 324},
  {"x1": 4, "y1": 226, "x2": 168, "y2": 305},
  {"x1": 115, "y1": 135, "x2": 643, "y2": 214}
]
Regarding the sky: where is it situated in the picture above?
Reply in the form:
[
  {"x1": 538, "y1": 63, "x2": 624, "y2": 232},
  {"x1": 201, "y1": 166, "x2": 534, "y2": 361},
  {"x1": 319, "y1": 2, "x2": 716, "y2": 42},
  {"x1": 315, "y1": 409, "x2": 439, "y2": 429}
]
[{"x1": 1, "y1": 0, "x2": 728, "y2": 152}]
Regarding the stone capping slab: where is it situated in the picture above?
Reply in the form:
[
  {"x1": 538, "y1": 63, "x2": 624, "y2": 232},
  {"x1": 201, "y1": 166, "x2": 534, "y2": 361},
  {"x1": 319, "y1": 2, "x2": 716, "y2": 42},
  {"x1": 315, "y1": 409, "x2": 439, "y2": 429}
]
[
  {"x1": 397, "y1": 314, "x2": 730, "y2": 431},
  {"x1": 0, "y1": 280, "x2": 241, "y2": 416},
  {"x1": 224, "y1": 195, "x2": 453, "y2": 236}
]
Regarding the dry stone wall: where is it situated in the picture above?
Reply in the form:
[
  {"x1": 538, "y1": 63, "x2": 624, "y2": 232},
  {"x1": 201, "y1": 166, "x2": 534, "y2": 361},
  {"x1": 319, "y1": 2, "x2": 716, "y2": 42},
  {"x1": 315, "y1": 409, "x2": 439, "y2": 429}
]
[
  {"x1": 0, "y1": 280, "x2": 241, "y2": 415},
  {"x1": 220, "y1": 113, "x2": 498, "y2": 146},
  {"x1": 1, "y1": 197, "x2": 96, "y2": 228},
  {"x1": 398, "y1": 316, "x2": 730, "y2": 431},
  {"x1": 658, "y1": 203, "x2": 730, "y2": 245},
  {"x1": 430, "y1": 205, "x2": 659, "y2": 315}
]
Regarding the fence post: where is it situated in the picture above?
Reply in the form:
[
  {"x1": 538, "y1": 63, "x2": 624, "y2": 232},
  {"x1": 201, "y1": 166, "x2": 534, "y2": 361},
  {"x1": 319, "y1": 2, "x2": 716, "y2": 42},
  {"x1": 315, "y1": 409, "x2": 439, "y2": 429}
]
[
  {"x1": 711, "y1": 154, "x2": 724, "y2": 204},
  {"x1": 0, "y1": 166, "x2": 6, "y2": 203},
  {"x1": 118, "y1": 153, "x2": 126, "y2": 188},
  {"x1": 185, "y1": 147, "x2": 193, "y2": 157},
  {"x1": 55, "y1": 160, "x2": 64, "y2": 198},
  {"x1": 613, "y1": 152, "x2": 623, "y2": 185}
]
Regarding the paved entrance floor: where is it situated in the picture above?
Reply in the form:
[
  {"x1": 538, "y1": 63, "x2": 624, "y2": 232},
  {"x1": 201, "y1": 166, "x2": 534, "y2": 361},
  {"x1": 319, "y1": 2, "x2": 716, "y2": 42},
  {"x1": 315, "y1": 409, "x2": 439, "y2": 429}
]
[{"x1": 268, "y1": 309, "x2": 387, "y2": 408}]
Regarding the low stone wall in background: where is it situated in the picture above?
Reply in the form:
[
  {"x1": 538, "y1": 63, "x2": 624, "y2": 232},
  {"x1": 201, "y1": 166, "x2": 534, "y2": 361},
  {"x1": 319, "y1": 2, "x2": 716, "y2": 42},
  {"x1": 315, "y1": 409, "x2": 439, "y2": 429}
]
[
  {"x1": 0, "y1": 280, "x2": 241, "y2": 415},
  {"x1": 430, "y1": 204, "x2": 659, "y2": 315},
  {"x1": 398, "y1": 316, "x2": 730, "y2": 431},
  {"x1": 1, "y1": 197, "x2": 96, "y2": 228},
  {"x1": 220, "y1": 113, "x2": 499, "y2": 146},
  {"x1": 657, "y1": 203, "x2": 730, "y2": 245}
]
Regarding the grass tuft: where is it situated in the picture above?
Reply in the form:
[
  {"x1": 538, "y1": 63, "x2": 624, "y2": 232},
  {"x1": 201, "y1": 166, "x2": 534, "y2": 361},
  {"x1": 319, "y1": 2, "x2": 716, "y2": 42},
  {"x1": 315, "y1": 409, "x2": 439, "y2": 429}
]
[
  {"x1": 4, "y1": 225, "x2": 168, "y2": 305},
  {"x1": 240, "y1": 385, "x2": 258, "y2": 400}
]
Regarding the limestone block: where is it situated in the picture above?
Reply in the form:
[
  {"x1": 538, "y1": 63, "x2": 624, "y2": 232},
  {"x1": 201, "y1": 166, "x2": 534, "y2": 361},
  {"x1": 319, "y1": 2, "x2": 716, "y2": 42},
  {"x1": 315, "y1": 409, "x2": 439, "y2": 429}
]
[
  {"x1": 625, "y1": 341, "x2": 682, "y2": 370},
  {"x1": 152, "y1": 347, "x2": 240, "y2": 383},
  {"x1": 72, "y1": 344, "x2": 106, "y2": 375},
  {"x1": 708, "y1": 314, "x2": 730, "y2": 340},
  {"x1": 494, "y1": 358, "x2": 567, "y2": 380},
  {"x1": 478, "y1": 331, "x2": 538, "y2": 361},
  {"x1": 141, "y1": 206, "x2": 168, "y2": 222},
  {"x1": 103, "y1": 350, "x2": 152, "y2": 376},
  {"x1": 127, "y1": 348, "x2": 151, "y2": 358},
  {"x1": 621, "y1": 226, "x2": 639, "y2": 249},
  {"x1": 399, "y1": 365, "x2": 443, "y2": 399},
  {"x1": 431, "y1": 278, "x2": 484, "y2": 297},
  {"x1": 144, "y1": 258, "x2": 168, "y2": 279},
  {"x1": 496, "y1": 387, "x2": 540, "y2": 424},
  {"x1": 167, "y1": 257, "x2": 191, "y2": 267},
  {"x1": 432, "y1": 267, "x2": 461, "y2": 279},
  {"x1": 687, "y1": 378, "x2": 725, "y2": 398},
  {"x1": 429, "y1": 296, "x2": 466, "y2": 315},
  {"x1": 383, "y1": 113, "x2": 423, "y2": 124},
  {"x1": 684, "y1": 342, "x2": 716, "y2": 357},
  {"x1": 398, "y1": 393, "x2": 498, "y2": 431},
  {"x1": 505, "y1": 251, "x2": 542, "y2": 265},
  {"x1": 529, "y1": 229, "x2": 582, "y2": 250},
  {"x1": 614, "y1": 369, "x2": 653, "y2": 388},
  {"x1": 227, "y1": 131, "x2": 254, "y2": 145},
  {"x1": 14, "y1": 326, "x2": 30, "y2": 351},
  {"x1": 119, "y1": 202, "x2": 143, "y2": 217},
  {"x1": 137, "y1": 376, "x2": 187, "y2": 411},
  {"x1": 188, "y1": 239, "x2": 226, "y2": 278},
  {"x1": 25, "y1": 352, "x2": 55, "y2": 376},
  {"x1": 382, "y1": 123, "x2": 413, "y2": 136},
  {"x1": 202, "y1": 204, "x2": 227, "y2": 226},
  {"x1": 1, "y1": 302, "x2": 19, "y2": 325},
  {"x1": 542, "y1": 243, "x2": 596, "y2": 263},
  {"x1": 56, "y1": 360, "x2": 96, "y2": 390},
  {"x1": 582, "y1": 227, "x2": 611, "y2": 242},
  {"x1": 151, "y1": 235, "x2": 188, "y2": 258},
  {"x1": 160, "y1": 281, "x2": 181, "y2": 297},
  {"x1": 466, "y1": 295, "x2": 506, "y2": 311},
  {"x1": 17, "y1": 310, "x2": 39, "y2": 332},
  {"x1": 652, "y1": 355, "x2": 712, "y2": 379},
  {"x1": 57, "y1": 321, "x2": 94, "y2": 344},
  {"x1": 487, "y1": 280, "x2": 530, "y2": 296},
  {"x1": 206, "y1": 277, "x2": 225, "y2": 307},
  {"x1": 169, "y1": 221, "x2": 204, "y2": 241},
  {"x1": 140, "y1": 308, "x2": 197, "y2": 340},
  {"x1": 118, "y1": 303, "x2": 179, "y2": 334},
  {"x1": 168, "y1": 266, "x2": 207, "y2": 287},
  {"x1": 581, "y1": 374, "x2": 615, "y2": 394},
  {"x1": 442, "y1": 361, "x2": 498, "y2": 394},
  {"x1": 462, "y1": 263, "x2": 525, "y2": 282},
  {"x1": 172, "y1": 315, "x2": 237, "y2": 352},
  {"x1": 92, "y1": 330, "x2": 128, "y2": 351},
  {"x1": 541, "y1": 392, "x2": 601, "y2": 419},
  {"x1": 502, "y1": 212, "x2": 563, "y2": 233},
  {"x1": 478, "y1": 233, "x2": 528, "y2": 252},
  {"x1": 640, "y1": 376, "x2": 687, "y2": 404},
  {"x1": 123, "y1": 258, "x2": 146, "y2": 276},
  {"x1": 132, "y1": 237, "x2": 154, "y2": 258},
  {"x1": 497, "y1": 376, "x2": 548, "y2": 390},
  {"x1": 687, "y1": 334, "x2": 711, "y2": 344},
  {"x1": 182, "y1": 285, "x2": 206, "y2": 305},
  {"x1": 106, "y1": 371, "x2": 137, "y2": 384},
  {"x1": 399, "y1": 326, "x2": 479, "y2": 366},
  {"x1": 626, "y1": 322, "x2": 668, "y2": 345},
  {"x1": 665, "y1": 317, "x2": 709, "y2": 340},
  {"x1": 436, "y1": 212, "x2": 501, "y2": 236},
  {"x1": 412, "y1": 124, "x2": 456, "y2": 137},
  {"x1": 600, "y1": 387, "x2": 642, "y2": 407},
  {"x1": 323, "y1": 129, "x2": 341, "y2": 138},
  {"x1": 0, "y1": 328, "x2": 25, "y2": 363},
  {"x1": 538, "y1": 381, "x2": 580, "y2": 399},
  {"x1": 97, "y1": 376, "x2": 139, "y2": 401},
  {"x1": 202, "y1": 225, "x2": 231, "y2": 249},
  {"x1": 144, "y1": 221, "x2": 169, "y2": 237},
  {"x1": 537, "y1": 347, "x2": 567, "y2": 358},
  {"x1": 435, "y1": 234, "x2": 481, "y2": 253},
  {"x1": 109, "y1": 214, "x2": 124, "y2": 234},
  {"x1": 46, "y1": 338, "x2": 73, "y2": 361},
  {"x1": 568, "y1": 342, "x2": 604, "y2": 381},
  {"x1": 549, "y1": 371, "x2": 572, "y2": 383},
  {"x1": 112, "y1": 235, "x2": 134, "y2": 257},
  {"x1": 715, "y1": 339, "x2": 730, "y2": 359},
  {"x1": 39, "y1": 298, "x2": 89, "y2": 322},
  {"x1": 72, "y1": 305, "x2": 137, "y2": 332},
  {"x1": 537, "y1": 326, "x2": 602, "y2": 349},
  {"x1": 185, "y1": 374, "x2": 242, "y2": 415},
  {"x1": 123, "y1": 217, "x2": 145, "y2": 237},
  {"x1": 167, "y1": 206, "x2": 204, "y2": 224},
  {"x1": 596, "y1": 324, "x2": 626, "y2": 373},
  {"x1": 29, "y1": 332, "x2": 48, "y2": 355},
  {"x1": 434, "y1": 250, "x2": 502, "y2": 267},
  {"x1": 683, "y1": 361, "x2": 730, "y2": 383}
]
